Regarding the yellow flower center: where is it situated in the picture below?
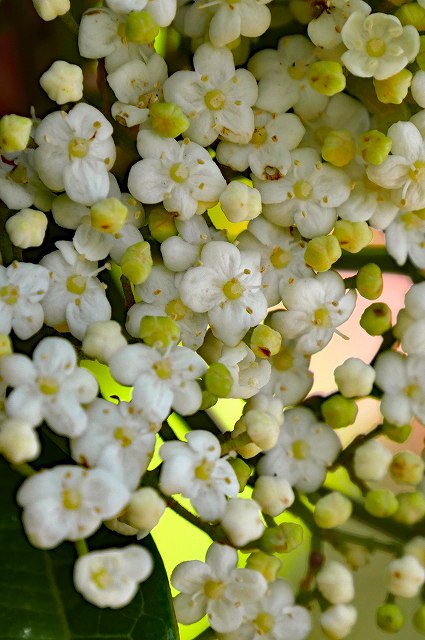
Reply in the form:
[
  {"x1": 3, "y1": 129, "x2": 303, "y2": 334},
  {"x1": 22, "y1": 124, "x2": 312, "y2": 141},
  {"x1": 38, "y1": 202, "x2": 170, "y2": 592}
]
[
  {"x1": 62, "y1": 488, "x2": 82, "y2": 510},
  {"x1": 293, "y1": 180, "x2": 313, "y2": 200},
  {"x1": 165, "y1": 298, "x2": 187, "y2": 321},
  {"x1": 204, "y1": 89, "x2": 226, "y2": 111},
  {"x1": 169, "y1": 162, "x2": 189, "y2": 184},
  {"x1": 0, "y1": 284, "x2": 19, "y2": 305},
  {"x1": 91, "y1": 568, "x2": 112, "y2": 589},
  {"x1": 153, "y1": 358, "x2": 172, "y2": 379},
  {"x1": 400, "y1": 211, "x2": 424, "y2": 230},
  {"x1": 270, "y1": 246, "x2": 291, "y2": 269},
  {"x1": 366, "y1": 38, "x2": 386, "y2": 57},
  {"x1": 114, "y1": 427, "x2": 134, "y2": 448},
  {"x1": 223, "y1": 277, "x2": 244, "y2": 300},
  {"x1": 314, "y1": 307, "x2": 331, "y2": 327},
  {"x1": 68, "y1": 137, "x2": 90, "y2": 159},
  {"x1": 271, "y1": 348, "x2": 294, "y2": 372},
  {"x1": 10, "y1": 164, "x2": 29, "y2": 185},
  {"x1": 292, "y1": 439, "x2": 310, "y2": 460},
  {"x1": 408, "y1": 160, "x2": 425, "y2": 182},
  {"x1": 38, "y1": 376, "x2": 59, "y2": 395},
  {"x1": 194, "y1": 459, "x2": 215, "y2": 481},
  {"x1": 203, "y1": 580, "x2": 225, "y2": 599},
  {"x1": 254, "y1": 612, "x2": 275, "y2": 634},
  {"x1": 66, "y1": 275, "x2": 87, "y2": 295},
  {"x1": 287, "y1": 61, "x2": 306, "y2": 80},
  {"x1": 250, "y1": 126, "x2": 268, "y2": 146}
]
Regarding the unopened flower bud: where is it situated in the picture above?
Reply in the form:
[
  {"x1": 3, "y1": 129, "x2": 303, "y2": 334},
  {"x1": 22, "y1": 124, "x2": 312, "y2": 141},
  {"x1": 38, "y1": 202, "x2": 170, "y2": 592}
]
[
  {"x1": 317, "y1": 561, "x2": 354, "y2": 604},
  {"x1": 321, "y1": 129, "x2": 356, "y2": 167},
  {"x1": 122, "y1": 487, "x2": 166, "y2": 532},
  {"x1": 365, "y1": 489, "x2": 398, "y2": 517},
  {"x1": 314, "y1": 492, "x2": 352, "y2": 529},
  {"x1": 245, "y1": 394, "x2": 283, "y2": 424},
  {"x1": 219, "y1": 181, "x2": 262, "y2": 223},
  {"x1": 40, "y1": 60, "x2": 83, "y2": 105},
  {"x1": 125, "y1": 10, "x2": 159, "y2": 44},
  {"x1": 334, "y1": 357, "x2": 376, "y2": 398},
  {"x1": 343, "y1": 544, "x2": 370, "y2": 570},
  {"x1": 148, "y1": 207, "x2": 177, "y2": 242},
  {"x1": 396, "y1": 3, "x2": 425, "y2": 30},
  {"x1": 390, "y1": 451, "x2": 425, "y2": 486},
  {"x1": 0, "y1": 334, "x2": 12, "y2": 357},
  {"x1": 376, "y1": 603, "x2": 405, "y2": 633},
  {"x1": 253, "y1": 476, "x2": 294, "y2": 516},
  {"x1": 405, "y1": 537, "x2": 425, "y2": 567},
  {"x1": 320, "y1": 604, "x2": 357, "y2": 640},
  {"x1": 228, "y1": 457, "x2": 251, "y2": 491},
  {"x1": 120, "y1": 241, "x2": 153, "y2": 284},
  {"x1": 353, "y1": 440, "x2": 392, "y2": 482},
  {"x1": 358, "y1": 130, "x2": 392, "y2": 165},
  {"x1": 0, "y1": 115, "x2": 32, "y2": 153},
  {"x1": 139, "y1": 316, "x2": 180, "y2": 349},
  {"x1": 250, "y1": 324, "x2": 282, "y2": 358},
  {"x1": 83, "y1": 320, "x2": 127, "y2": 363},
  {"x1": 382, "y1": 421, "x2": 412, "y2": 443},
  {"x1": 413, "y1": 604, "x2": 425, "y2": 634},
  {"x1": 221, "y1": 498, "x2": 265, "y2": 547},
  {"x1": 258, "y1": 522, "x2": 303, "y2": 554},
  {"x1": 333, "y1": 220, "x2": 373, "y2": 254},
  {"x1": 308, "y1": 61, "x2": 346, "y2": 96},
  {"x1": 0, "y1": 419, "x2": 40, "y2": 463},
  {"x1": 90, "y1": 197, "x2": 128, "y2": 234},
  {"x1": 150, "y1": 103, "x2": 189, "y2": 139},
  {"x1": 244, "y1": 409, "x2": 280, "y2": 451},
  {"x1": 356, "y1": 263, "x2": 383, "y2": 300},
  {"x1": 394, "y1": 492, "x2": 425, "y2": 524},
  {"x1": 200, "y1": 389, "x2": 218, "y2": 410},
  {"x1": 204, "y1": 362, "x2": 233, "y2": 397},
  {"x1": 5, "y1": 208, "x2": 48, "y2": 248},
  {"x1": 360, "y1": 303, "x2": 392, "y2": 335},
  {"x1": 246, "y1": 551, "x2": 281, "y2": 582},
  {"x1": 387, "y1": 555, "x2": 425, "y2": 598},
  {"x1": 373, "y1": 69, "x2": 412, "y2": 105},
  {"x1": 321, "y1": 395, "x2": 358, "y2": 429},
  {"x1": 32, "y1": 0, "x2": 70, "y2": 21},
  {"x1": 304, "y1": 235, "x2": 342, "y2": 272}
]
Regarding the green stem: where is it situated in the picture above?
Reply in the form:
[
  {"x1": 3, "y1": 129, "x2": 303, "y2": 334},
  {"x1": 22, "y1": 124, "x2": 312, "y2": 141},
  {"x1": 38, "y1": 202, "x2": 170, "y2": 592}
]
[
  {"x1": 59, "y1": 11, "x2": 79, "y2": 36},
  {"x1": 324, "y1": 528, "x2": 400, "y2": 555},
  {"x1": 167, "y1": 498, "x2": 222, "y2": 541},
  {"x1": 75, "y1": 538, "x2": 89, "y2": 557},
  {"x1": 335, "y1": 247, "x2": 424, "y2": 283},
  {"x1": 12, "y1": 462, "x2": 36, "y2": 477},
  {"x1": 221, "y1": 432, "x2": 251, "y2": 455},
  {"x1": 192, "y1": 628, "x2": 217, "y2": 640}
]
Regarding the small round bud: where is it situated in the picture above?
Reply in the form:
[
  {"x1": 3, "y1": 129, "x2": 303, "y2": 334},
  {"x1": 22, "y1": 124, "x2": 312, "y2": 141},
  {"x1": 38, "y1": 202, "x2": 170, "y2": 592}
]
[
  {"x1": 82, "y1": 320, "x2": 127, "y2": 364},
  {"x1": 250, "y1": 324, "x2": 282, "y2": 358},
  {"x1": 387, "y1": 555, "x2": 425, "y2": 598},
  {"x1": 228, "y1": 458, "x2": 251, "y2": 491},
  {"x1": 320, "y1": 604, "x2": 357, "y2": 640},
  {"x1": 32, "y1": 0, "x2": 70, "y2": 21},
  {"x1": 40, "y1": 60, "x2": 84, "y2": 105},
  {"x1": 364, "y1": 489, "x2": 398, "y2": 517},
  {"x1": 356, "y1": 263, "x2": 383, "y2": 300},
  {"x1": 334, "y1": 357, "x2": 376, "y2": 398},
  {"x1": 243, "y1": 409, "x2": 280, "y2": 451},
  {"x1": 245, "y1": 551, "x2": 281, "y2": 582},
  {"x1": 390, "y1": 451, "x2": 425, "y2": 486},
  {"x1": 308, "y1": 61, "x2": 346, "y2": 96},
  {"x1": 139, "y1": 316, "x2": 180, "y2": 349},
  {"x1": 5, "y1": 208, "x2": 48, "y2": 248},
  {"x1": 376, "y1": 603, "x2": 405, "y2": 633},
  {"x1": 219, "y1": 181, "x2": 262, "y2": 223},
  {"x1": 396, "y1": 3, "x2": 425, "y2": 30},
  {"x1": 373, "y1": 69, "x2": 412, "y2": 105},
  {"x1": 0, "y1": 419, "x2": 40, "y2": 463},
  {"x1": 413, "y1": 604, "x2": 425, "y2": 634},
  {"x1": 245, "y1": 394, "x2": 283, "y2": 424},
  {"x1": 197, "y1": 330, "x2": 223, "y2": 364},
  {"x1": 394, "y1": 492, "x2": 425, "y2": 524},
  {"x1": 353, "y1": 440, "x2": 392, "y2": 482},
  {"x1": 314, "y1": 492, "x2": 352, "y2": 529},
  {"x1": 0, "y1": 115, "x2": 32, "y2": 153},
  {"x1": 333, "y1": 220, "x2": 373, "y2": 254},
  {"x1": 90, "y1": 197, "x2": 128, "y2": 234},
  {"x1": 317, "y1": 561, "x2": 354, "y2": 605},
  {"x1": 125, "y1": 10, "x2": 159, "y2": 44},
  {"x1": 258, "y1": 522, "x2": 304, "y2": 554},
  {"x1": 360, "y1": 303, "x2": 392, "y2": 335},
  {"x1": 411, "y1": 70, "x2": 425, "y2": 108},
  {"x1": 358, "y1": 130, "x2": 392, "y2": 165},
  {"x1": 200, "y1": 389, "x2": 218, "y2": 410},
  {"x1": 122, "y1": 487, "x2": 166, "y2": 532},
  {"x1": 321, "y1": 395, "x2": 358, "y2": 429},
  {"x1": 148, "y1": 207, "x2": 177, "y2": 242},
  {"x1": 0, "y1": 334, "x2": 13, "y2": 358},
  {"x1": 321, "y1": 129, "x2": 356, "y2": 167},
  {"x1": 221, "y1": 498, "x2": 265, "y2": 547},
  {"x1": 382, "y1": 421, "x2": 412, "y2": 443},
  {"x1": 120, "y1": 241, "x2": 153, "y2": 285},
  {"x1": 150, "y1": 103, "x2": 189, "y2": 138},
  {"x1": 304, "y1": 235, "x2": 342, "y2": 272},
  {"x1": 204, "y1": 362, "x2": 233, "y2": 397},
  {"x1": 253, "y1": 476, "x2": 295, "y2": 516}
]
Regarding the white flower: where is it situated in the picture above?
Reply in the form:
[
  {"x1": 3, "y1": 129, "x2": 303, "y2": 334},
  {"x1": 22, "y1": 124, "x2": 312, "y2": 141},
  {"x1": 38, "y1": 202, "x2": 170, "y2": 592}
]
[
  {"x1": 83, "y1": 320, "x2": 127, "y2": 364},
  {"x1": 128, "y1": 131, "x2": 226, "y2": 219},
  {"x1": 1, "y1": 336, "x2": 98, "y2": 437},
  {"x1": 74, "y1": 545, "x2": 153, "y2": 608},
  {"x1": 160, "y1": 215, "x2": 219, "y2": 273},
  {"x1": 0, "y1": 150, "x2": 53, "y2": 211},
  {"x1": 395, "y1": 282, "x2": 425, "y2": 354},
  {"x1": 385, "y1": 210, "x2": 425, "y2": 268},
  {"x1": 159, "y1": 430, "x2": 239, "y2": 521},
  {"x1": 316, "y1": 561, "x2": 355, "y2": 605},
  {"x1": 109, "y1": 342, "x2": 207, "y2": 421},
  {"x1": 334, "y1": 357, "x2": 376, "y2": 397},
  {"x1": 353, "y1": 440, "x2": 392, "y2": 482},
  {"x1": 172, "y1": 542, "x2": 268, "y2": 632},
  {"x1": 387, "y1": 555, "x2": 425, "y2": 598},
  {"x1": 320, "y1": 604, "x2": 357, "y2": 640},
  {"x1": 307, "y1": 0, "x2": 371, "y2": 49},
  {"x1": 218, "y1": 342, "x2": 271, "y2": 399},
  {"x1": 220, "y1": 498, "x2": 265, "y2": 547},
  {"x1": 33, "y1": 0, "x2": 70, "y2": 21},
  {"x1": 0, "y1": 261, "x2": 50, "y2": 339},
  {"x1": 341, "y1": 12, "x2": 419, "y2": 80},
  {"x1": 0, "y1": 418, "x2": 40, "y2": 464},
  {"x1": 34, "y1": 103, "x2": 116, "y2": 205},
  {"x1": 106, "y1": 0, "x2": 176, "y2": 26},
  {"x1": 258, "y1": 406, "x2": 341, "y2": 492},
  {"x1": 17, "y1": 464, "x2": 130, "y2": 548},
  {"x1": 261, "y1": 337, "x2": 314, "y2": 407},
  {"x1": 40, "y1": 60, "x2": 84, "y2": 105},
  {"x1": 252, "y1": 476, "x2": 295, "y2": 517},
  {"x1": 219, "y1": 181, "x2": 262, "y2": 224},
  {"x1": 179, "y1": 241, "x2": 268, "y2": 347}
]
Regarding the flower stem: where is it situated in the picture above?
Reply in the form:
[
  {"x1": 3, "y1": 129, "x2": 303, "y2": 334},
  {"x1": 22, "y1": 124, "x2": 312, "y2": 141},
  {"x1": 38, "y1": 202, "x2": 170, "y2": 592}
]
[
  {"x1": 59, "y1": 11, "x2": 79, "y2": 36},
  {"x1": 75, "y1": 538, "x2": 89, "y2": 557},
  {"x1": 12, "y1": 462, "x2": 36, "y2": 477}
]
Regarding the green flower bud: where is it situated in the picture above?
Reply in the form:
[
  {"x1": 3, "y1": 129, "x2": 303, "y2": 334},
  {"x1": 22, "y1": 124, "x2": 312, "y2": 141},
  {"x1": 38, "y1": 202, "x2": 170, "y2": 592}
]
[
  {"x1": 376, "y1": 603, "x2": 405, "y2": 633},
  {"x1": 204, "y1": 362, "x2": 233, "y2": 397},
  {"x1": 250, "y1": 324, "x2": 282, "y2": 358},
  {"x1": 364, "y1": 489, "x2": 399, "y2": 517},
  {"x1": 360, "y1": 303, "x2": 392, "y2": 335},
  {"x1": 139, "y1": 315, "x2": 180, "y2": 349},
  {"x1": 304, "y1": 235, "x2": 342, "y2": 272},
  {"x1": 197, "y1": 329, "x2": 223, "y2": 364},
  {"x1": 382, "y1": 421, "x2": 412, "y2": 443},
  {"x1": 246, "y1": 551, "x2": 281, "y2": 582},
  {"x1": 0, "y1": 114, "x2": 32, "y2": 152},
  {"x1": 413, "y1": 605, "x2": 425, "y2": 634},
  {"x1": 125, "y1": 10, "x2": 159, "y2": 43},
  {"x1": 334, "y1": 220, "x2": 373, "y2": 254},
  {"x1": 148, "y1": 206, "x2": 177, "y2": 242},
  {"x1": 356, "y1": 263, "x2": 383, "y2": 300},
  {"x1": 120, "y1": 241, "x2": 153, "y2": 285},
  {"x1": 393, "y1": 491, "x2": 425, "y2": 525},
  {"x1": 258, "y1": 522, "x2": 303, "y2": 554},
  {"x1": 200, "y1": 389, "x2": 218, "y2": 410},
  {"x1": 358, "y1": 130, "x2": 392, "y2": 165},
  {"x1": 418, "y1": 35, "x2": 425, "y2": 71},
  {"x1": 314, "y1": 491, "x2": 353, "y2": 529},
  {"x1": 321, "y1": 395, "x2": 358, "y2": 429},
  {"x1": 373, "y1": 69, "x2": 412, "y2": 105},
  {"x1": 321, "y1": 129, "x2": 356, "y2": 167},
  {"x1": 390, "y1": 451, "x2": 425, "y2": 486},
  {"x1": 308, "y1": 61, "x2": 346, "y2": 96},
  {"x1": 150, "y1": 102, "x2": 189, "y2": 138},
  {"x1": 90, "y1": 197, "x2": 128, "y2": 234},
  {"x1": 396, "y1": 3, "x2": 425, "y2": 30},
  {"x1": 228, "y1": 457, "x2": 251, "y2": 492}
]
